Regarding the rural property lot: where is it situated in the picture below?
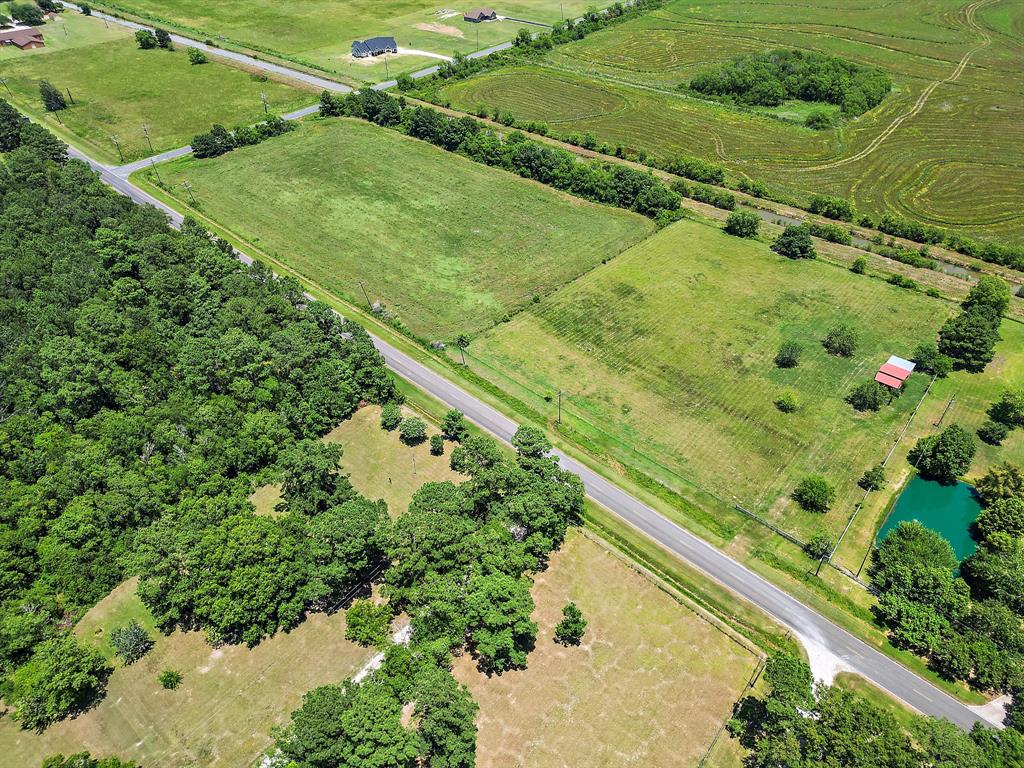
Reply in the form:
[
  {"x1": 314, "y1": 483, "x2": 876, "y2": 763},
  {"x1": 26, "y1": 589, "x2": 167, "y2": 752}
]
[
  {"x1": 0, "y1": 12, "x2": 313, "y2": 164},
  {"x1": 89, "y1": 0, "x2": 606, "y2": 84},
  {"x1": 457, "y1": 529, "x2": 757, "y2": 767},
  {"x1": 438, "y1": 0, "x2": 1024, "y2": 243},
  {"x1": 151, "y1": 117, "x2": 654, "y2": 340},
  {"x1": 0, "y1": 578, "x2": 369, "y2": 768},
  {"x1": 466, "y1": 216, "x2": 962, "y2": 541}
]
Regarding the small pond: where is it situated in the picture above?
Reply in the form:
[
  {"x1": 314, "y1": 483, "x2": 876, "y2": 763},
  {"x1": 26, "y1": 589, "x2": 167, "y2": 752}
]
[{"x1": 876, "y1": 474, "x2": 982, "y2": 561}]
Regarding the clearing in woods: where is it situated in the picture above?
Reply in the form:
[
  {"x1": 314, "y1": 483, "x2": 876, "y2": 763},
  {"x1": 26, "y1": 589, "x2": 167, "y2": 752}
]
[
  {"x1": 437, "y1": 0, "x2": 1024, "y2": 243},
  {"x1": 146, "y1": 117, "x2": 655, "y2": 341},
  {"x1": 0, "y1": 12, "x2": 313, "y2": 164},
  {"x1": 456, "y1": 528, "x2": 758, "y2": 767},
  {"x1": 85, "y1": 0, "x2": 609, "y2": 84},
  {"x1": 464, "y1": 216, "x2": 1024, "y2": 547}
]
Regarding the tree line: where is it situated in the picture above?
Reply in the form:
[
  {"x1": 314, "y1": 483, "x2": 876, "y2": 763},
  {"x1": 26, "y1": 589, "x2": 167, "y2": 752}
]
[
  {"x1": 687, "y1": 49, "x2": 892, "y2": 117},
  {"x1": 0, "y1": 125, "x2": 399, "y2": 729},
  {"x1": 191, "y1": 114, "x2": 295, "y2": 159},
  {"x1": 318, "y1": 89, "x2": 683, "y2": 220}
]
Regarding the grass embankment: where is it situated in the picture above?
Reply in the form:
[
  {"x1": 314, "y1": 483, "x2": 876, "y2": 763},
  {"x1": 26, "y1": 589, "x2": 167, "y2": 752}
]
[
  {"x1": 87, "y1": 0, "x2": 604, "y2": 83},
  {"x1": 437, "y1": 0, "x2": 1024, "y2": 243},
  {"x1": 154, "y1": 117, "x2": 655, "y2": 340},
  {"x1": 0, "y1": 13, "x2": 312, "y2": 164}
]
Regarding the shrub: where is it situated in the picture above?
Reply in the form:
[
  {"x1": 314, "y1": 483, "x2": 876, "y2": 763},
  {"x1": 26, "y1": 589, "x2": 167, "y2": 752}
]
[
  {"x1": 807, "y1": 221, "x2": 852, "y2": 245},
  {"x1": 154, "y1": 28, "x2": 173, "y2": 49},
  {"x1": 187, "y1": 46, "x2": 208, "y2": 64},
  {"x1": 774, "y1": 341, "x2": 802, "y2": 368},
  {"x1": 398, "y1": 416, "x2": 427, "y2": 445},
  {"x1": 793, "y1": 475, "x2": 835, "y2": 513},
  {"x1": 822, "y1": 324, "x2": 857, "y2": 357},
  {"x1": 804, "y1": 110, "x2": 833, "y2": 130},
  {"x1": 977, "y1": 420, "x2": 1009, "y2": 446},
  {"x1": 858, "y1": 463, "x2": 886, "y2": 491},
  {"x1": 158, "y1": 669, "x2": 182, "y2": 690},
  {"x1": 988, "y1": 388, "x2": 1024, "y2": 429},
  {"x1": 396, "y1": 73, "x2": 415, "y2": 91},
  {"x1": 554, "y1": 602, "x2": 586, "y2": 646},
  {"x1": 441, "y1": 409, "x2": 469, "y2": 442},
  {"x1": 345, "y1": 600, "x2": 392, "y2": 646},
  {"x1": 39, "y1": 80, "x2": 67, "y2": 112},
  {"x1": 665, "y1": 155, "x2": 725, "y2": 184},
  {"x1": 723, "y1": 210, "x2": 760, "y2": 238},
  {"x1": 808, "y1": 194, "x2": 854, "y2": 222},
  {"x1": 804, "y1": 531, "x2": 834, "y2": 560},
  {"x1": 908, "y1": 424, "x2": 976, "y2": 484},
  {"x1": 135, "y1": 29, "x2": 157, "y2": 49},
  {"x1": 774, "y1": 392, "x2": 798, "y2": 413},
  {"x1": 912, "y1": 342, "x2": 953, "y2": 378},
  {"x1": 429, "y1": 434, "x2": 445, "y2": 455},
  {"x1": 850, "y1": 256, "x2": 868, "y2": 274},
  {"x1": 79, "y1": 3, "x2": 91, "y2": 14},
  {"x1": 771, "y1": 225, "x2": 816, "y2": 259},
  {"x1": 109, "y1": 621, "x2": 153, "y2": 665},
  {"x1": 380, "y1": 402, "x2": 402, "y2": 431},
  {"x1": 976, "y1": 497, "x2": 1024, "y2": 542},
  {"x1": 846, "y1": 380, "x2": 887, "y2": 412},
  {"x1": 887, "y1": 273, "x2": 917, "y2": 291}
]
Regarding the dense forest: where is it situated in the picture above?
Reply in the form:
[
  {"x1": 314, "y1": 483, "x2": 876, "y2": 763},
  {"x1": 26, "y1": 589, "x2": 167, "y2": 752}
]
[
  {"x1": 0, "y1": 123, "x2": 399, "y2": 728},
  {"x1": 688, "y1": 49, "x2": 892, "y2": 116}
]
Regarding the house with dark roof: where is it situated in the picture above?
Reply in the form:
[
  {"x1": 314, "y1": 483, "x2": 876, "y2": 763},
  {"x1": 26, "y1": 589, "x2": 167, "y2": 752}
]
[
  {"x1": 464, "y1": 7, "x2": 498, "y2": 22},
  {"x1": 0, "y1": 27, "x2": 45, "y2": 49},
  {"x1": 351, "y1": 36, "x2": 397, "y2": 58}
]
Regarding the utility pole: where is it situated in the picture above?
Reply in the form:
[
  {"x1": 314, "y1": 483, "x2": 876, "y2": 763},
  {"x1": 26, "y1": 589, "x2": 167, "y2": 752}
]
[
  {"x1": 149, "y1": 158, "x2": 162, "y2": 185},
  {"x1": 142, "y1": 123, "x2": 154, "y2": 154},
  {"x1": 182, "y1": 181, "x2": 196, "y2": 205},
  {"x1": 357, "y1": 280, "x2": 371, "y2": 309},
  {"x1": 259, "y1": 92, "x2": 269, "y2": 115},
  {"x1": 557, "y1": 389, "x2": 566, "y2": 425},
  {"x1": 0, "y1": 78, "x2": 12, "y2": 97},
  {"x1": 65, "y1": 87, "x2": 74, "y2": 104},
  {"x1": 384, "y1": 55, "x2": 389, "y2": 80},
  {"x1": 110, "y1": 134, "x2": 123, "y2": 163}
]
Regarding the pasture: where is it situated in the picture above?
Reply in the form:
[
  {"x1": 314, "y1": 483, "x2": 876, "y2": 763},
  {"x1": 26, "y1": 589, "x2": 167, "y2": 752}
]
[
  {"x1": 439, "y1": 0, "x2": 1024, "y2": 243},
  {"x1": 148, "y1": 117, "x2": 654, "y2": 340},
  {"x1": 456, "y1": 528, "x2": 758, "y2": 767},
  {"x1": 0, "y1": 578, "x2": 371, "y2": 768},
  {"x1": 465, "y1": 217, "x2": 957, "y2": 541},
  {"x1": 0, "y1": 15, "x2": 313, "y2": 163},
  {"x1": 88, "y1": 0, "x2": 604, "y2": 84}
]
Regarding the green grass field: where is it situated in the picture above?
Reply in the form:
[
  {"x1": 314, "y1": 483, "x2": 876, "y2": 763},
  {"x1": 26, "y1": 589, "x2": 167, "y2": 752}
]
[
  {"x1": 89, "y1": 0, "x2": 606, "y2": 84},
  {"x1": 464, "y1": 217, "x2": 970, "y2": 541},
  {"x1": 438, "y1": 0, "x2": 1024, "y2": 243},
  {"x1": 457, "y1": 529, "x2": 757, "y2": 767},
  {"x1": 0, "y1": 7, "x2": 125, "y2": 60},
  {"x1": 148, "y1": 117, "x2": 654, "y2": 340},
  {"x1": 0, "y1": 13, "x2": 313, "y2": 164}
]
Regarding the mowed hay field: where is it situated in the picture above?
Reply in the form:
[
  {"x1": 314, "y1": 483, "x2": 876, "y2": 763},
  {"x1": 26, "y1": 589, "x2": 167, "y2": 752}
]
[
  {"x1": 456, "y1": 529, "x2": 757, "y2": 768},
  {"x1": 0, "y1": 579, "x2": 370, "y2": 768},
  {"x1": 0, "y1": 14, "x2": 313, "y2": 164},
  {"x1": 152, "y1": 118, "x2": 654, "y2": 340},
  {"x1": 439, "y1": 0, "x2": 1024, "y2": 243},
  {"x1": 88, "y1": 0, "x2": 606, "y2": 84},
  {"x1": 466, "y1": 217, "x2": 957, "y2": 540}
]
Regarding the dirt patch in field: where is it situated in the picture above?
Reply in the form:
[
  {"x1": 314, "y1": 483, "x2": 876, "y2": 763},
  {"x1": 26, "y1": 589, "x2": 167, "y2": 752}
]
[{"x1": 415, "y1": 22, "x2": 464, "y2": 37}]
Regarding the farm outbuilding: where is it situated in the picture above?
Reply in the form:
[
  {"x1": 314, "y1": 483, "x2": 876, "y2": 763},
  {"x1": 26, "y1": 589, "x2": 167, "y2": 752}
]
[
  {"x1": 351, "y1": 36, "x2": 398, "y2": 58},
  {"x1": 874, "y1": 355, "x2": 916, "y2": 389},
  {"x1": 0, "y1": 27, "x2": 45, "y2": 49},
  {"x1": 464, "y1": 8, "x2": 498, "y2": 22}
]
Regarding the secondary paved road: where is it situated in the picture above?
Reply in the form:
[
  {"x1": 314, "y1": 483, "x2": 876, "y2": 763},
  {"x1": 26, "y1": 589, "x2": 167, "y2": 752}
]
[{"x1": 60, "y1": 94, "x2": 995, "y2": 736}]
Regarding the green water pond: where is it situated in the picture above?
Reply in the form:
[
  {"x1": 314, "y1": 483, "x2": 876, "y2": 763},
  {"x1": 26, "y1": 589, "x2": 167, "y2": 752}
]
[{"x1": 876, "y1": 474, "x2": 981, "y2": 561}]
